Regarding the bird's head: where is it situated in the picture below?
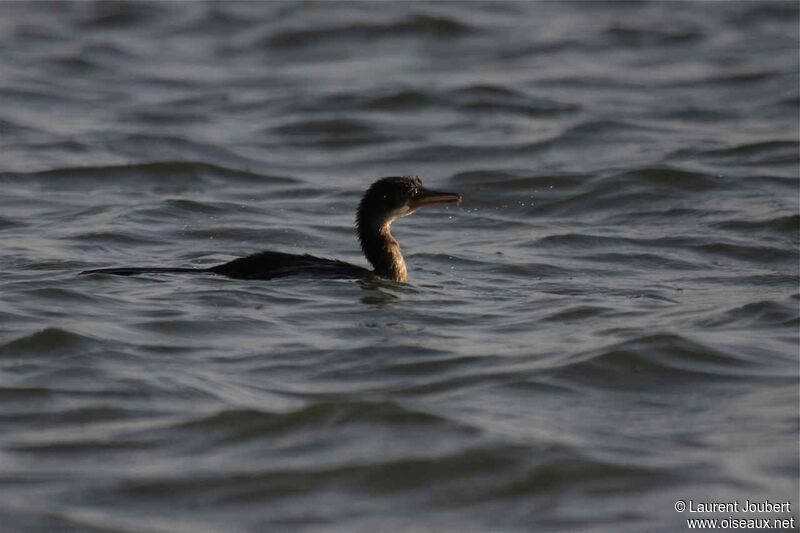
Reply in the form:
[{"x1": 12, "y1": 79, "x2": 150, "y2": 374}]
[{"x1": 357, "y1": 176, "x2": 461, "y2": 230}]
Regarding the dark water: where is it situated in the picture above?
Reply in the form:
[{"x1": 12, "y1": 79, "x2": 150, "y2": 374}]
[{"x1": 1, "y1": 1, "x2": 798, "y2": 531}]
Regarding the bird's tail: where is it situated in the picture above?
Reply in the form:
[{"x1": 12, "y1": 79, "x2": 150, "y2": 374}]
[{"x1": 80, "y1": 267, "x2": 210, "y2": 276}]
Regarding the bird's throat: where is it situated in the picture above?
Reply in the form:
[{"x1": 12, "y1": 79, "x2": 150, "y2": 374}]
[{"x1": 360, "y1": 223, "x2": 408, "y2": 283}]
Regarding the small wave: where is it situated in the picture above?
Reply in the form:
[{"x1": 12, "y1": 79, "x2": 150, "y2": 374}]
[
  {"x1": 163, "y1": 92, "x2": 232, "y2": 110},
  {"x1": 66, "y1": 230, "x2": 162, "y2": 246},
  {"x1": 77, "y1": 1, "x2": 164, "y2": 29},
  {"x1": 484, "y1": 451, "x2": 675, "y2": 502},
  {"x1": 452, "y1": 84, "x2": 523, "y2": 100},
  {"x1": 364, "y1": 89, "x2": 437, "y2": 110},
  {"x1": 272, "y1": 118, "x2": 376, "y2": 137},
  {"x1": 536, "y1": 233, "x2": 644, "y2": 249},
  {"x1": 0, "y1": 215, "x2": 18, "y2": 230},
  {"x1": 693, "y1": 242, "x2": 796, "y2": 263},
  {"x1": 44, "y1": 55, "x2": 98, "y2": 75},
  {"x1": 16, "y1": 287, "x2": 112, "y2": 306},
  {"x1": 499, "y1": 39, "x2": 588, "y2": 60},
  {"x1": 600, "y1": 208, "x2": 720, "y2": 224},
  {"x1": 530, "y1": 233, "x2": 796, "y2": 271},
  {"x1": 0, "y1": 117, "x2": 41, "y2": 135},
  {"x1": 604, "y1": 24, "x2": 704, "y2": 46},
  {"x1": 0, "y1": 386, "x2": 52, "y2": 400},
  {"x1": 120, "y1": 108, "x2": 207, "y2": 126},
  {"x1": 7, "y1": 436, "x2": 152, "y2": 455},
  {"x1": 269, "y1": 118, "x2": 392, "y2": 148},
  {"x1": 664, "y1": 70, "x2": 783, "y2": 89},
  {"x1": 409, "y1": 253, "x2": 569, "y2": 279},
  {"x1": 0, "y1": 85, "x2": 100, "y2": 106},
  {"x1": 561, "y1": 120, "x2": 669, "y2": 140},
  {"x1": 384, "y1": 354, "x2": 507, "y2": 378},
  {"x1": 161, "y1": 198, "x2": 230, "y2": 214},
  {"x1": 180, "y1": 226, "x2": 310, "y2": 244},
  {"x1": 448, "y1": 170, "x2": 587, "y2": 191},
  {"x1": 541, "y1": 305, "x2": 628, "y2": 322},
  {"x1": 460, "y1": 100, "x2": 579, "y2": 117},
  {"x1": 277, "y1": 118, "x2": 385, "y2": 139},
  {"x1": 492, "y1": 262, "x2": 573, "y2": 279},
  {"x1": 532, "y1": 190, "x2": 667, "y2": 217},
  {"x1": 688, "y1": 272, "x2": 798, "y2": 288},
  {"x1": 128, "y1": 198, "x2": 266, "y2": 223},
  {"x1": 537, "y1": 75, "x2": 646, "y2": 90},
  {"x1": 172, "y1": 400, "x2": 465, "y2": 441},
  {"x1": 386, "y1": 142, "x2": 534, "y2": 163},
  {"x1": 451, "y1": 84, "x2": 580, "y2": 116},
  {"x1": 699, "y1": 140, "x2": 797, "y2": 157},
  {"x1": 11, "y1": 21, "x2": 71, "y2": 43},
  {"x1": 609, "y1": 167, "x2": 724, "y2": 191},
  {"x1": 696, "y1": 299, "x2": 800, "y2": 329},
  {"x1": 728, "y1": 1, "x2": 799, "y2": 24},
  {"x1": 547, "y1": 334, "x2": 763, "y2": 389},
  {"x1": 769, "y1": 95, "x2": 800, "y2": 110},
  {"x1": 286, "y1": 89, "x2": 437, "y2": 114},
  {"x1": 656, "y1": 106, "x2": 734, "y2": 122},
  {"x1": 0, "y1": 161, "x2": 294, "y2": 186},
  {"x1": 165, "y1": 5, "x2": 257, "y2": 36},
  {"x1": 109, "y1": 442, "x2": 526, "y2": 505},
  {"x1": 692, "y1": 141, "x2": 799, "y2": 166},
  {"x1": 577, "y1": 252, "x2": 703, "y2": 271},
  {"x1": 524, "y1": 164, "x2": 764, "y2": 216},
  {"x1": 264, "y1": 14, "x2": 472, "y2": 49},
  {"x1": 0, "y1": 327, "x2": 96, "y2": 358},
  {"x1": 714, "y1": 214, "x2": 799, "y2": 236},
  {"x1": 305, "y1": 85, "x2": 577, "y2": 118}
]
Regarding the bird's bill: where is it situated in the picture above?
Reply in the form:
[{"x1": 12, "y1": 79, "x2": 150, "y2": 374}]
[{"x1": 410, "y1": 188, "x2": 461, "y2": 209}]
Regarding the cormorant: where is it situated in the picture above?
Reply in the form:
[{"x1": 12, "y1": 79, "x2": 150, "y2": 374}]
[{"x1": 81, "y1": 176, "x2": 460, "y2": 283}]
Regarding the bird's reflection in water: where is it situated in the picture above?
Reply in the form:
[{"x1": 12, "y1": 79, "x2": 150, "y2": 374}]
[{"x1": 357, "y1": 277, "x2": 414, "y2": 309}]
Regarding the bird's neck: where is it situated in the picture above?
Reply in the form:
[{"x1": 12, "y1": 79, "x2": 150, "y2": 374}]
[{"x1": 359, "y1": 221, "x2": 408, "y2": 283}]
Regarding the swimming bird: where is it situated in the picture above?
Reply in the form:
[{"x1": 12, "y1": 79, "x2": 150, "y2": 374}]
[{"x1": 81, "y1": 176, "x2": 460, "y2": 283}]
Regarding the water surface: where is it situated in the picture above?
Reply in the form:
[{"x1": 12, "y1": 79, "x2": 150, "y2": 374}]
[{"x1": 0, "y1": 1, "x2": 798, "y2": 531}]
